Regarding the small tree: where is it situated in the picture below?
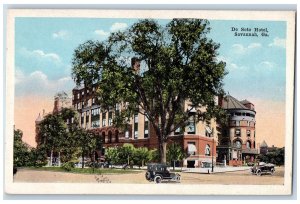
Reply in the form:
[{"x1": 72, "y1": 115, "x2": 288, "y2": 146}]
[
  {"x1": 13, "y1": 129, "x2": 31, "y2": 167},
  {"x1": 118, "y1": 143, "x2": 135, "y2": 167},
  {"x1": 105, "y1": 147, "x2": 119, "y2": 168},
  {"x1": 133, "y1": 147, "x2": 151, "y2": 169},
  {"x1": 166, "y1": 142, "x2": 185, "y2": 170}
]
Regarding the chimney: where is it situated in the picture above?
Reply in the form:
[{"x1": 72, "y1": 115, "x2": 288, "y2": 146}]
[
  {"x1": 218, "y1": 95, "x2": 223, "y2": 107},
  {"x1": 53, "y1": 96, "x2": 60, "y2": 113}
]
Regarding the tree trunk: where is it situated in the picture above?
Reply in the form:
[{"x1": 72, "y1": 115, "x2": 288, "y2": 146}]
[
  {"x1": 58, "y1": 151, "x2": 61, "y2": 167},
  {"x1": 159, "y1": 141, "x2": 167, "y2": 164},
  {"x1": 50, "y1": 150, "x2": 53, "y2": 166},
  {"x1": 81, "y1": 151, "x2": 84, "y2": 169}
]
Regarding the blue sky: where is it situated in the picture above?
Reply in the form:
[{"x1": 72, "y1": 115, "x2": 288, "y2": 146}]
[{"x1": 15, "y1": 18, "x2": 286, "y2": 102}]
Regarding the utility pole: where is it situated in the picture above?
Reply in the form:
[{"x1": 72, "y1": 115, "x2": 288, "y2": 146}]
[{"x1": 211, "y1": 138, "x2": 214, "y2": 173}]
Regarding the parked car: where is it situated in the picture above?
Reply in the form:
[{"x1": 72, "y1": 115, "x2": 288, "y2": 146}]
[
  {"x1": 250, "y1": 162, "x2": 275, "y2": 176},
  {"x1": 145, "y1": 163, "x2": 181, "y2": 183},
  {"x1": 88, "y1": 161, "x2": 109, "y2": 168}
]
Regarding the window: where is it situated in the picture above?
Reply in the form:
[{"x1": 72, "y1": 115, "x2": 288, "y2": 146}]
[
  {"x1": 235, "y1": 129, "x2": 241, "y2": 137},
  {"x1": 134, "y1": 113, "x2": 138, "y2": 139},
  {"x1": 92, "y1": 98, "x2": 95, "y2": 105},
  {"x1": 235, "y1": 112, "x2": 242, "y2": 116},
  {"x1": 205, "y1": 126, "x2": 212, "y2": 137},
  {"x1": 102, "y1": 112, "x2": 106, "y2": 127},
  {"x1": 81, "y1": 113, "x2": 84, "y2": 125},
  {"x1": 92, "y1": 87, "x2": 95, "y2": 92},
  {"x1": 115, "y1": 103, "x2": 120, "y2": 116},
  {"x1": 246, "y1": 141, "x2": 251, "y2": 149},
  {"x1": 235, "y1": 140, "x2": 242, "y2": 148},
  {"x1": 82, "y1": 91, "x2": 84, "y2": 96},
  {"x1": 125, "y1": 130, "x2": 129, "y2": 139},
  {"x1": 247, "y1": 130, "x2": 251, "y2": 137},
  {"x1": 86, "y1": 110, "x2": 90, "y2": 124},
  {"x1": 236, "y1": 121, "x2": 240, "y2": 126},
  {"x1": 187, "y1": 115, "x2": 195, "y2": 134},
  {"x1": 144, "y1": 116, "x2": 149, "y2": 138},
  {"x1": 77, "y1": 103, "x2": 81, "y2": 110},
  {"x1": 187, "y1": 142, "x2": 196, "y2": 155},
  {"x1": 205, "y1": 144, "x2": 211, "y2": 156},
  {"x1": 82, "y1": 101, "x2": 85, "y2": 108},
  {"x1": 108, "y1": 112, "x2": 113, "y2": 126},
  {"x1": 91, "y1": 120, "x2": 99, "y2": 128},
  {"x1": 77, "y1": 93, "x2": 80, "y2": 99}
]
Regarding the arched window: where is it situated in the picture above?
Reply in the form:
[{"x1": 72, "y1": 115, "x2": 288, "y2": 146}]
[
  {"x1": 102, "y1": 132, "x2": 106, "y2": 143},
  {"x1": 115, "y1": 130, "x2": 119, "y2": 143},
  {"x1": 235, "y1": 140, "x2": 242, "y2": 148},
  {"x1": 246, "y1": 141, "x2": 251, "y2": 149},
  {"x1": 205, "y1": 144, "x2": 211, "y2": 156},
  {"x1": 108, "y1": 131, "x2": 112, "y2": 143}
]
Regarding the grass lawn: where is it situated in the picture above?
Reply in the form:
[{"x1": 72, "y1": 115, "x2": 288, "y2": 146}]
[{"x1": 26, "y1": 167, "x2": 142, "y2": 175}]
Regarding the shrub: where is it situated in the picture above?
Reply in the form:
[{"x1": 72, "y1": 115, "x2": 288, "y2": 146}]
[{"x1": 61, "y1": 161, "x2": 75, "y2": 171}]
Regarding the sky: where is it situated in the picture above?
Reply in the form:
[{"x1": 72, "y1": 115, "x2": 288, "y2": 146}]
[{"x1": 14, "y1": 18, "x2": 286, "y2": 148}]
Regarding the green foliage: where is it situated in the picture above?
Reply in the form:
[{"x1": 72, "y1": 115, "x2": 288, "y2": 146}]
[
  {"x1": 71, "y1": 19, "x2": 227, "y2": 162},
  {"x1": 166, "y1": 142, "x2": 185, "y2": 169},
  {"x1": 105, "y1": 147, "x2": 119, "y2": 167},
  {"x1": 14, "y1": 129, "x2": 31, "y2": 167},
  {"x1": 257, "y1": 147, "x2": 285, "y2": 166},
  {"x1": 61, "y1": 161, "x2": 75, "y2": 171},
  {"x1": 118, "y1": 143, "x2": 135, "y2": 165},
  {"x1": 37, "y1": 108, "x2": 100, "y2": 166},
  {"x1": 133, "y1": 147, "x2": 152, "y2": 168}
]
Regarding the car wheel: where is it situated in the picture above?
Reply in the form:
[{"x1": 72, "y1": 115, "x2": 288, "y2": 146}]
[
  {"x1": 154, "y1": 176, "x2": 162, "y2": 184},
  {"x1": 256, "y1": 169, "x2": 262, "y2": 176},
  {"x1": 145, "y1": 172, "x2": 151, "y2": 181},
  {"x1": 176, "y1": 174, "x2": 181, "y2": 182},
  {"x1": 270, "y1": 168, "x2": 275, "y2": 175}
]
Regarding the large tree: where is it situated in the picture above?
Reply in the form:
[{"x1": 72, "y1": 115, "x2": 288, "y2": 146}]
[{"x1": 72, "y1": 19, "x2": 227, "y2": 163}]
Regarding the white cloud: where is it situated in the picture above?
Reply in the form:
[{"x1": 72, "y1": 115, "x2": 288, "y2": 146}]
[
  {"x1": 248, "y1": 43, "x2": 261, "y2": 49},
  {"x1": 258, "y1": 61, "x2": 276, "y2": 70},
  {"x1": 52, "y1": 30, "x2": 69, "y2": 39},
  {"x1": 269, "y1": 37, "x2": 286, "y2": 48},
  {"x1": 216, "y1": 55, "x2": 244, "y2": 71},
  {"x1": 231, "y1": 43, "x2": 261, "y2": 54},
  {"x1": 110, "y1": 22, "x2": 128, "y2": 32},
  {"x1": 15, "y1": 68, "x2": 25, "y2": 85},
  {"x1": 94, "y1": 29, "x2": 109, "y2": 39},
  {"x1": 20, "y1": 47, "x2": 61, "y2": 63},
  {"x1": 15, "y1": 70, "x2": 74, "y2": 97}
]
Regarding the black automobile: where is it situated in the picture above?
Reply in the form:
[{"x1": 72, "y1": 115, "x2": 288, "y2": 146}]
[
  {"x1": 250, "y1": 162, "x2": 275, "y2": 176},
  {"x1": 145, "y1": 163, "x2": 181, "y2": 183}
]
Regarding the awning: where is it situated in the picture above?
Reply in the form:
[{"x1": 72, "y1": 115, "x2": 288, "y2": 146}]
[
  {"x1": 187, "y1": 144, "x2": 197, "y2": 154},
  {"x1": 205, "y1": 126, "x2": 212, "y2": 134}
]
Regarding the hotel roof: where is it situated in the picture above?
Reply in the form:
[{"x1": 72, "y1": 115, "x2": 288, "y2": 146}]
[{"x1": 222, "y1": 95, "x2": 249, "y2": 110}]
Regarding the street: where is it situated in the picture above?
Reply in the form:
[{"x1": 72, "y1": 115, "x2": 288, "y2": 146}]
[{"x1": 13, "y1": 166, "x2": 284, "y2": 185}]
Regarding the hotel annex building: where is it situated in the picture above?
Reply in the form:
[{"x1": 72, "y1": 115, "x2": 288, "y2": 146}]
[{"x1": 36, "y1": 86, "x2": 258, "y2": 168}]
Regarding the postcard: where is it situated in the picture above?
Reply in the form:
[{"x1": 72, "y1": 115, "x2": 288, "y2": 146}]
[{"x1": 5, "y1": 9, "x2": 295, "y2": 195}]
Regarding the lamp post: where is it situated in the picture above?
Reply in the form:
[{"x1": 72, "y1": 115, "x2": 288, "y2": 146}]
[{"x1": 211, "y1": 138, "x2": 214, "y2": 173}]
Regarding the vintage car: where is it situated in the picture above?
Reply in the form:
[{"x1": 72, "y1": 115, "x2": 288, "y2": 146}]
[
  {"x1": 250, "y1": 162, "x2": 275, "y2": 176},
  {"x1": 145, "y1": 163, "x2": 181, "y2": 183}
]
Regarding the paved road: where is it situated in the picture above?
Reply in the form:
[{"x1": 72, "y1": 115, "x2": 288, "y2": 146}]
[{"x1": 13, "y1": 167, "x2": 284, "y2": 185}]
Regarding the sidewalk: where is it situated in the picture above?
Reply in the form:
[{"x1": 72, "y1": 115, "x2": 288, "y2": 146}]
[{"x1": 182, "y1": 166, "x2": 251, "y2": 174}]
